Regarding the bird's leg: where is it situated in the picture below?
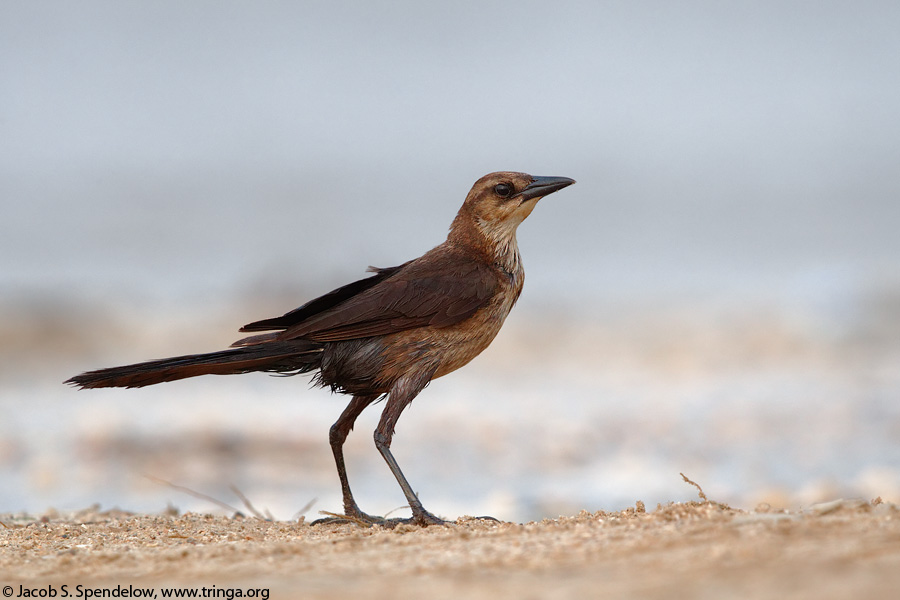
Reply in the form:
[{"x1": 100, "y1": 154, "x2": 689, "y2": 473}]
[
  {"x1": 315, "y1": 394, "x2": 379, "y2": 524},
  {"x1": 374, "y1": 370, "x2": 447, "y2": 527}
]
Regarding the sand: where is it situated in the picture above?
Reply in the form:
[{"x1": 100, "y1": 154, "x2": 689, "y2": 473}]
[{"x1": 1, "y1": 497, "x2": 898, "y2": 599}]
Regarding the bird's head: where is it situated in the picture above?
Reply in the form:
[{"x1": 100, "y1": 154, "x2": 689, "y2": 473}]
[{"x1": 449, "y1": 171, "x2": 575, "y2": 255}]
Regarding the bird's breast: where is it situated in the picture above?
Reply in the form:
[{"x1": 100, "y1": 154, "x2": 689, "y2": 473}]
[{"x1": 378, "y1": 266, "x2": 524, "y2": 383}]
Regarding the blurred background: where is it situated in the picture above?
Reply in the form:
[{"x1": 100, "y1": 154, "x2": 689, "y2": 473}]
[{"x1": 2, "y1": 0, "x2": 899, "y2": 522}]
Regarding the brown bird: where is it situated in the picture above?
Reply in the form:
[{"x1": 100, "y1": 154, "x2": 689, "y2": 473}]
[{"x1": 66, "y1": 171, "x2": 575, "y2": 526}]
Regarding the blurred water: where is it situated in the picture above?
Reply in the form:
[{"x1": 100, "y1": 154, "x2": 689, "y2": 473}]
[
  {"x1": 2, "y1": 1, "x2": 900, "y2": 520},
  {"x1": 2, "y1": 297, "x2": 899, "y2": 521}
]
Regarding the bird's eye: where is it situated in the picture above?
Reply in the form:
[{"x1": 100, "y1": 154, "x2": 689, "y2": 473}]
[{"x1": 494, "y1": 183, "x2": 514, "y2": 198}]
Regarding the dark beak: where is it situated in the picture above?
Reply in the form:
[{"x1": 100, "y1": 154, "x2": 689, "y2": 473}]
[{"x1": 517, "y1": 176, "x2": 576, "y2": 201}]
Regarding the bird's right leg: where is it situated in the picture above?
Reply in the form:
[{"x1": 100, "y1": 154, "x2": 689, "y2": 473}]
[
  {"x1": 325, "y1": 394, "x2": 379, "y2": 522},
  {"x1": 374, "y1": 369, "x2": 447, "y2": 527}
]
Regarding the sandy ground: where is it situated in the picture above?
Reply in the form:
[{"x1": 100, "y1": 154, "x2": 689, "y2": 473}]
[{"x1": 1, "y1": 497, "x2": 898, "y2": 600}]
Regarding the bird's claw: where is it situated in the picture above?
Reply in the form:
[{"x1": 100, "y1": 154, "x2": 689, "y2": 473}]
[
  {"x1": 409, "y1": 509, "x2": 449, "y2": 527},
  {"x1": 311, "y1": 507, "x2": 449, "y2": 528},
  {"x1": 473, "y1": 515, "x2": 501, "y2": 522},
  {"x1": 311, "y1": 506, "x2": 386, "y2": 527}
]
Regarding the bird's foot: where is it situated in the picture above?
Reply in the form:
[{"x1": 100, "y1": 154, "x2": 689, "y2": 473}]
[
  {"x1": 377, "y1": 508, "x2": 449, "y2": 528},
  {"x1": 407, "y1": 508, "x2": 449, "y2": 527},
  {"x1": 311, "y1": 506, "x2": 449, "y2": 528},
  {"x1": 311, "y1": 505, "x2": 388, "y2": 527}
]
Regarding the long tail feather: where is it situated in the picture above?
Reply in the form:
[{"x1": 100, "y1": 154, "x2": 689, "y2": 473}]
[{"x1": 64, "y1": 341, "x2": 322, "y2": 389}]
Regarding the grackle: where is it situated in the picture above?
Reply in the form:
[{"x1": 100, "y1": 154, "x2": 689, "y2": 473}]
[{"x1": 66, "y1": 171, "x2": 576, "y2": 526}]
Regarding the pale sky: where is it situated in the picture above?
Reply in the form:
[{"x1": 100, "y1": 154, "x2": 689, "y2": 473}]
[{"x1": 3, "y1": 1, "x2": 899, "y2": 301}]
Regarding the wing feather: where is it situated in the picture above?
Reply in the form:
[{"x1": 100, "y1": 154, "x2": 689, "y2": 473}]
[
  {"x1": 232, "y1": 247, "x2": 500, "y2": 345},
  {"x1": 239, "y1": 263, "x2": 409, "y2": 332},
  {"x1": 279, "y1": 252, "x2": 499, "y2": 342}
]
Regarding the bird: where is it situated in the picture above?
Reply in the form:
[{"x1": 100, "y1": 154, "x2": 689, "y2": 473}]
[{"x1": 66, "y1": 171, "x2": 576, "y2": 526}]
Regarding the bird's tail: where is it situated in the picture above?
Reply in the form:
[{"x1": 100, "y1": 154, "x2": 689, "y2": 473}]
[{"x1": 64, "y1": 341, "x2": 323, "y2": 389}]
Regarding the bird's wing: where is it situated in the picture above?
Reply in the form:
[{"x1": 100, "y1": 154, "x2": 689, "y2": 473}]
[
  {"x1": 238, "y1": 262, "x2": 410, "y2": 333},
  {"x1": 238, "y1": 254, "x2": 500, "y2": 344}
]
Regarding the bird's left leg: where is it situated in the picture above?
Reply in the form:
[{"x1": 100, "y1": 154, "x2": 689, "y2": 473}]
[
  {"x1": 374, "y1": 368, "x2": 447, "y2": 527},
  {"x1": 327, "y1": 393, "x2": 379, "y2": 521},
  {"x1": 312, "y1": 393, "x2": 389, "y2": 526}
]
